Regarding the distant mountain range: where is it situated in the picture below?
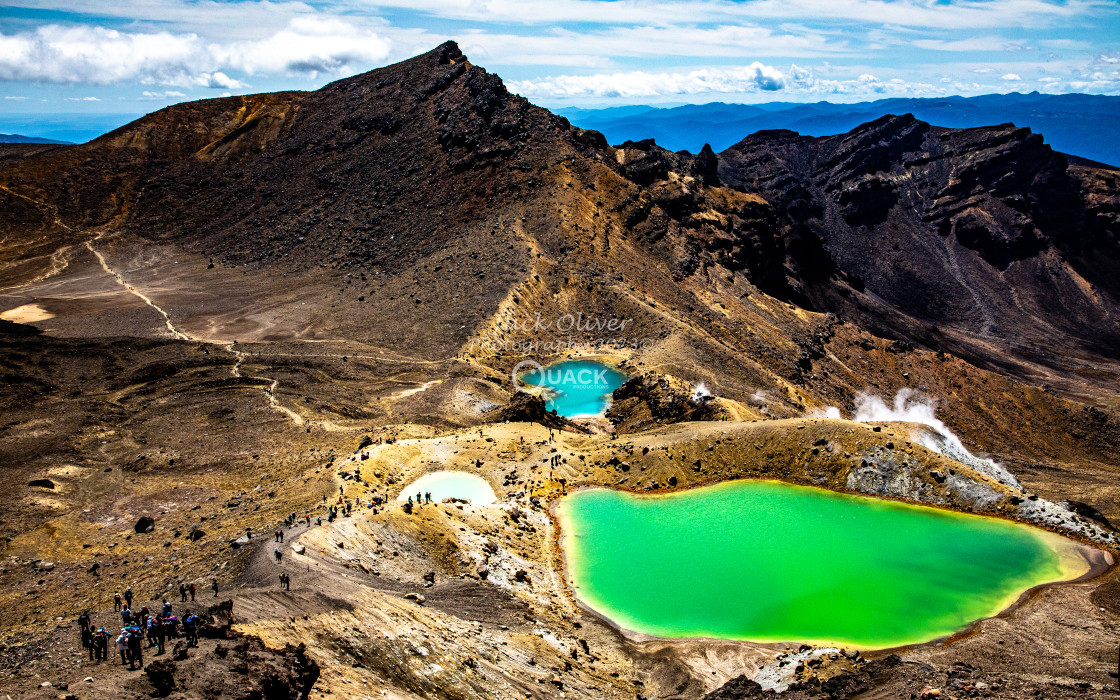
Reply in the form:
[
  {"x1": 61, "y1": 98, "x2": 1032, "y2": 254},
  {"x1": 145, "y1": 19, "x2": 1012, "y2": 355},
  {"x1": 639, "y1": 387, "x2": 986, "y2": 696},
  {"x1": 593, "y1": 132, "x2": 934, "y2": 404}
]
[
  {"x1": 0, "y1": 114, "x2": 139, "y2": 144},
  {"x1": 558, "y1": 92, "x2": 1120, "y2": 167},
  {"x1": 0, "y1": 133, "x2": 71, "y2": 145}
]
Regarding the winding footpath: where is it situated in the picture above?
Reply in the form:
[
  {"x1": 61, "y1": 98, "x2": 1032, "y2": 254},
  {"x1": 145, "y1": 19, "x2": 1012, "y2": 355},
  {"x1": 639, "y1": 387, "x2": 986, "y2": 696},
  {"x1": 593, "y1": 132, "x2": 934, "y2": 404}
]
[{"x1": 84, "y1": 238, "x2": 190, "y2": 341}]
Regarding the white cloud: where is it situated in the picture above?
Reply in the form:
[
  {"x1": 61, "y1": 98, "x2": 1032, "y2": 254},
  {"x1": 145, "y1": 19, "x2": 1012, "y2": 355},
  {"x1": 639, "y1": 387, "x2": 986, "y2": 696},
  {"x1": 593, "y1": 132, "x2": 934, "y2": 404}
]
[
  {"x1": 3, "y1": 95, "x2": 28, "y2": 100},
  {"x1": 322, "y1": 0, "x2": 1109, "y2": 30},
  {"x1": 1, "y1": 0, "x2": 1117, "y2": 104},
  {"x1": 64, "y1": 96, "x2": 101, "y2": 101},
  {"x1": 214, "y1": 17, "x2": 392, "y2": 77},
  {"x1": 0, "y1": 19, "x2": 392, "y2": 87},
  {"x1": 141, "y1": 90, "x2": 188, "y2": 98},
  {"x1": 195, "y1": 72, "x2": 245, "y2": 89},
  {"x1": 509, "y1": 63, "x2": 943, "y2": 100},
  {"x1": 1002, "y1": 73, "x2": 1023, "y2": 80},
  {"x1": 508, "y1": 63, "x2": 789, "y2": 98},
  {"x1": 0, "y1": 25, "x2": 201, "y2": 84},
  {"x1": 913, "y1": 37, "x2": 1028, "y2": 52},
  {"x1": 6, "y1": 1, "x2": 324, "y2": 41}
]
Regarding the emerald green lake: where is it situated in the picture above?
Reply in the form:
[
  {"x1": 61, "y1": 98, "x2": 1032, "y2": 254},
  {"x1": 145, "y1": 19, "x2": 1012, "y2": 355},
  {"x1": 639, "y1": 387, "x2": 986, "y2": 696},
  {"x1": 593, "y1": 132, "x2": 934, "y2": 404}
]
[{"x1": 557, "y1": 480, "x2": 1088, "y2": 648}]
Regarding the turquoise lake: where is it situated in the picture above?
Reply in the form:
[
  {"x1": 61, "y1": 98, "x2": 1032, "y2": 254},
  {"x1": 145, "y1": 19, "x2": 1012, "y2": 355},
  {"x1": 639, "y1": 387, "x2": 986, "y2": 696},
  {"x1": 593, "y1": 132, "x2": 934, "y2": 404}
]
[{"x1": 519, "y1": 360, "x2": 627, "y2": 417}]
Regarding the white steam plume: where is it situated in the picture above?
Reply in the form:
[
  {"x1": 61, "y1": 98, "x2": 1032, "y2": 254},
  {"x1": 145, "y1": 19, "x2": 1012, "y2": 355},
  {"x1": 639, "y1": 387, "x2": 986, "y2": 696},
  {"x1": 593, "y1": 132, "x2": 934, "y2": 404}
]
[
  {"x1": 853, "y1": 389, "x2": 1021, "y2": 489},
  {"x1": 807, "y1": 406, "x2": 842, "y2": 419}
]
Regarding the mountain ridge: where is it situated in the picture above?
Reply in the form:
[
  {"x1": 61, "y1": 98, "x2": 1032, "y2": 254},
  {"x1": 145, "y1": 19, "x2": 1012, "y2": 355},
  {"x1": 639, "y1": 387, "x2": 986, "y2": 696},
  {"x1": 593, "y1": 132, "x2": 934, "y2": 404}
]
[
  {"x1": 2, "y1": 42, "x2": 1118, "y2": 381},
  {"x1": 559, "y1": 92, "x2": 1120, "y2": 167}
]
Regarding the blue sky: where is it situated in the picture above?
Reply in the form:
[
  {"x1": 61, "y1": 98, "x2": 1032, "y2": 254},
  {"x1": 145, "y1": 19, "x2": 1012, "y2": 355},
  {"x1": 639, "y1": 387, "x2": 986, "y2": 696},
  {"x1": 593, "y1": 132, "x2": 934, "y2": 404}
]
[{"x1": 1, "y1": 0, "x2": 1119, "y2": 119}]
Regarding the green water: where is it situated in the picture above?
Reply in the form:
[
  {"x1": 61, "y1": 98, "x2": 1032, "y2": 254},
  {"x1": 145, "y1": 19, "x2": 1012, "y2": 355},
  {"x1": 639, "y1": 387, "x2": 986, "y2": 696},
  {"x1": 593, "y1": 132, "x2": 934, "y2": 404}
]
[
  {"x1": 519, "y1": 360, "x2": 627, "y2": 417},
  {"x1": 558, "y1": 480, "x2": 1085, "y2": 648}
]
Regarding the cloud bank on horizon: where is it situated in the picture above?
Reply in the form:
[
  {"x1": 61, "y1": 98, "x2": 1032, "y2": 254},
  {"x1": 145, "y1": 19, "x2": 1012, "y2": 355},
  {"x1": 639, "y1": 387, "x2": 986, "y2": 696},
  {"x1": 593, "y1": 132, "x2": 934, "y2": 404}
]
[{"x1": 1, "y1": 0, "x2": 1119, "y2": 112}]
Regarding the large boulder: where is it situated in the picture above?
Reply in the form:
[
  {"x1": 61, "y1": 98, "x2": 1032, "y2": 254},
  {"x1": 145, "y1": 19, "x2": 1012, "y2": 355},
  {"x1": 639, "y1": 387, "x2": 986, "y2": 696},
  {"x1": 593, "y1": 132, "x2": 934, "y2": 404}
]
[{"x1": 135, "y1": 516, "x2": 155, "y2": 533}]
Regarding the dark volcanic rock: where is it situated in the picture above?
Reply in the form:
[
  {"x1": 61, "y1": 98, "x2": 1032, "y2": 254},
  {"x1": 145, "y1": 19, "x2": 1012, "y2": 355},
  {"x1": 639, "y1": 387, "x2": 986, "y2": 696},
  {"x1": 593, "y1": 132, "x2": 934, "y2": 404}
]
[
  {"x1": 144, "y1": 659, "x2": 177, "y2": 696},
  {"x1": 0, "y1": 319, "x2": 41, "y2": 336},
  {"x1": 1062, "y1": 500, "x2": 1114, "y2": 530},
  {"x1": 607, "y1": 372, "x2": 721, "y2": 433},
  {"x1": 702, "y1": 675, "x2": 765, "y2": 699},
  {"x1": 493, "y1": 391, "x2": 590, "y2": 433},
  {"x1": 717, "y1": 113, "x2": 1120, "y2": 369}
]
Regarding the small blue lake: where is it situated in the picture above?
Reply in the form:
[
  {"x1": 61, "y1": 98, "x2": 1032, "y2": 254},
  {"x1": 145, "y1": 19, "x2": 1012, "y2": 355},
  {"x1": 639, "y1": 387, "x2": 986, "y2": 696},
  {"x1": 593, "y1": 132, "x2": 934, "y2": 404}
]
[{"x1": 519, "y1": 360, "x2": 627, "y2": 418}]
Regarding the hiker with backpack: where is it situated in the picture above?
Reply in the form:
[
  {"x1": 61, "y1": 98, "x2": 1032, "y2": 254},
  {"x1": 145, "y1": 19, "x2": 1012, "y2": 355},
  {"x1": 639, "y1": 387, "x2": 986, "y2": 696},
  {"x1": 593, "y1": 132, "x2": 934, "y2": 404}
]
[
  {"x1": 93, "y1": 627, "x2": 109, "y2": 662},
  {"x1": 183, "y1": 611, "x2": 199, "y2": 647},
  {"x1": 163, "y1": 614, "x2": 179, "y2": 639},
  {"x1": 113, "y1": 592, "x2": 122, "y2": 611},
  {"x1": 116, "y1": 629, "x2": 129, "y2": 665},
  {"x1": 127, "y1": 626, "x2": 144, "y2": 669},
  {"x1": 153, "y1": 616, "x2": 166, "y2": 655},
  {"x1": 81, "y1": 625, "x2": 94, "y2": 660}
]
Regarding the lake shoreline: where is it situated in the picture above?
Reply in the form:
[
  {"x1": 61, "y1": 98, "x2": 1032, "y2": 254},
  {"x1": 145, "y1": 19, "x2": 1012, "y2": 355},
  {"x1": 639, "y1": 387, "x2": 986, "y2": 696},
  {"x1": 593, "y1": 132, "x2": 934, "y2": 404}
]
[{"x1": 551, "y1": 479, "x2": 1112, "y2": 651}]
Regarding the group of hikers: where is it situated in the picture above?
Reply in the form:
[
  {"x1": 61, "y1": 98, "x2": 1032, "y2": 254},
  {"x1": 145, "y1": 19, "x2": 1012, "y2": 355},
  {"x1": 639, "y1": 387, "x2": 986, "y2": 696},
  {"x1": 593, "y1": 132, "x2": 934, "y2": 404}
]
[
  {"x1": 68, "y1": 490, "x2": 401, "y2": 673},
  {"x1": 113, "y1": 580, "x2": 216, "y2": 617},
  {"x1": 78, "y1": 597, "x2": 202, "y2": 670},
  {"x1": 68, "y1": 511, "x2": 328, "y2": 676}
]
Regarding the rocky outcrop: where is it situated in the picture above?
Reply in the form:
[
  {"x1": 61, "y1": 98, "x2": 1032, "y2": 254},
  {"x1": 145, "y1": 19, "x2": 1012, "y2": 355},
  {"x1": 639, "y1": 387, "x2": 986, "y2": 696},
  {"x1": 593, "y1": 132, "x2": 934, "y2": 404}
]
[
  {"x1": 492, "y1": 391, "x2": 592, "y2": 433},
  {"x1": 135, "y1": 637, "x2": 319, "y2": 700},
  {"x1": 606, "y1": 372, "x2": 723, "y2": 433},
  {"x1": 132, "y1": 598, "x2": 319, "y2": 700},
  {"x1": 703, "y1": 674, "x2": 766, "y2": 699},
  {"x1": 717, "y1": 113, "x2": 1120, "y2": 368}
]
